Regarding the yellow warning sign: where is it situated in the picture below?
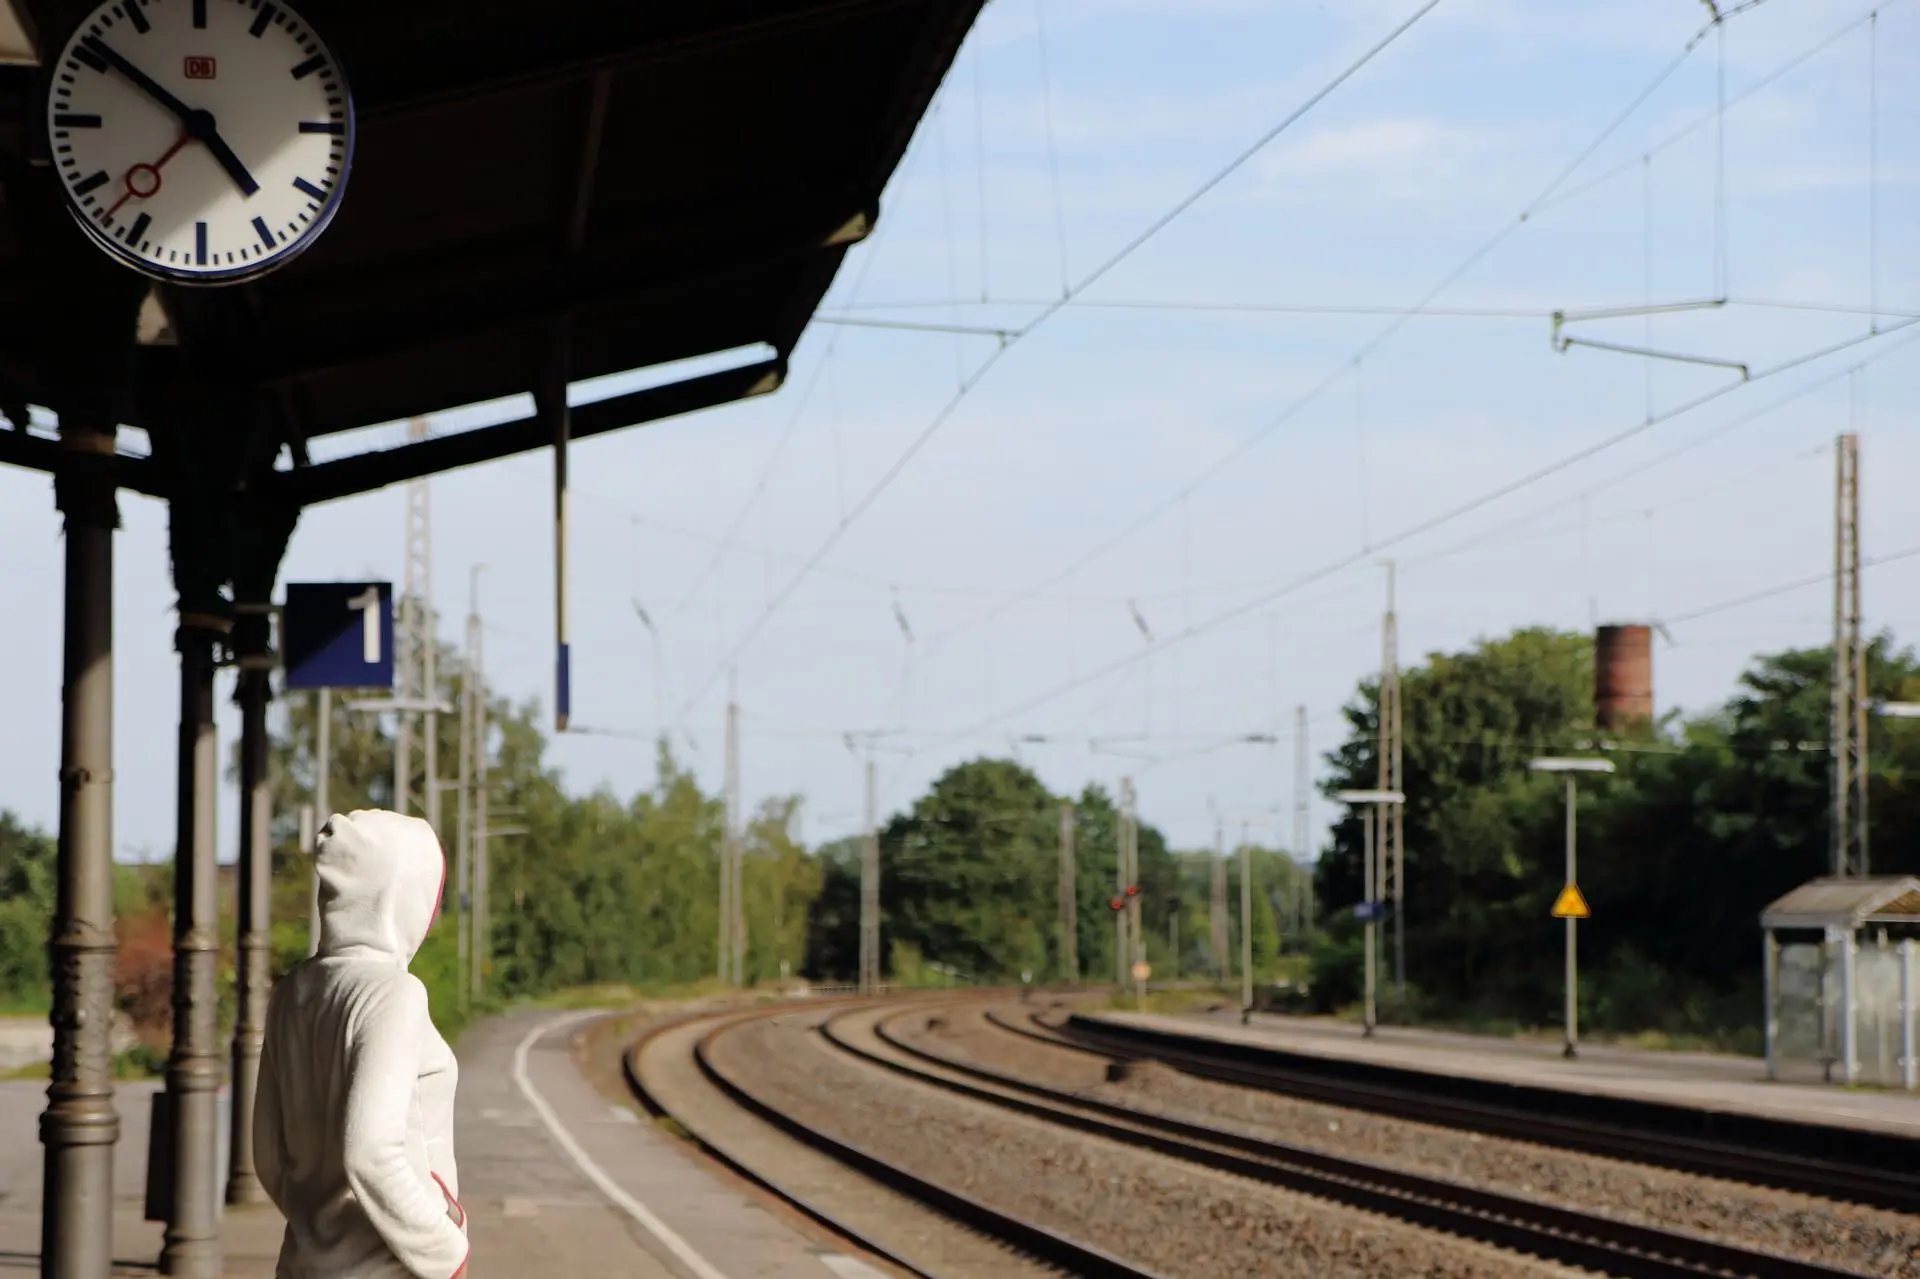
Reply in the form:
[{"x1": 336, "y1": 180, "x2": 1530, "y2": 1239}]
[{"x1": 1551, "y1": 884, "x2": 1590, "y2": 919}]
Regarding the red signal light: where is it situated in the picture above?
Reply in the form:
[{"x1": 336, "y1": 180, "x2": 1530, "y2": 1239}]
[
  {"x1": 1110, "y1": 897, "x2": 1125, "y2": 912},
  {"x1": 1125, "y1": 884, "x2": 1139, "y2": 897}
]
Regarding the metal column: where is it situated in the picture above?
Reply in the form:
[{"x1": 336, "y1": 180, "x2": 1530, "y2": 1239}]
[
  {"x1": 1210, "y1": 820, "x2": 1227, "y2": 984},
  {"x1": 157, "y1": 616, "x2": 223, "y2": 1277},
  {"x1": 1902, "y1": 939, "x2": 1916, "y2": 1092},
  {"x1": 309, "y1": 689, "x2": 329, "y2": 958},
  {"x1": 1058, "y1": 802, "x2": 1077, "y2": 984},
  {"x1": 42, "y1": 422, "x2": 120, "y2": 1279},
  {"x1": 1238, "y1": 822, "x2": 1253, "y2": 1020},
  {"x1": 1563, "y1": 774, "x2": 1579, "y2": 1059},
  {"x1": 1763, "y1": 931, "x2": 1780, "y2": 1082},
  {"x1": 859, "y1": 755, "x2": 878, "y2": 995},
  {"x1": 225, "y1": 638, "x2": 272, "y2": 1206},
  {"x1": 1361, "y1": 807, "x2": 1376, "y2": 1037}
]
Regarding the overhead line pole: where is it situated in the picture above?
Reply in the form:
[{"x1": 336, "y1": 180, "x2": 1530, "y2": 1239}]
[
  {"x1": 1293, "y1": 704, "x2": 1311, "y2": 945},
  {"x1": 1058, "y1": 800, "x2": 1078, "y2": 984}
]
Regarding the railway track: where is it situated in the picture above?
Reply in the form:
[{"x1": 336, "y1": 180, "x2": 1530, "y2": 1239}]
[
  {"x1": 623, "y1": 999, "x2": 1173, "y2": 1279},
  {"x1": 820, "y1": 998, "x2": 1873, "y2": 1279},
  {"x1": 1030, "y1": 1008, "x2": 1920, "y2": 1214}
]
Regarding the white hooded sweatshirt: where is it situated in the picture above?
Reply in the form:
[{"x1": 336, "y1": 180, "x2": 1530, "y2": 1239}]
[{"x1": 254, "y1": 809, "x2": 470, "y2": 1279}]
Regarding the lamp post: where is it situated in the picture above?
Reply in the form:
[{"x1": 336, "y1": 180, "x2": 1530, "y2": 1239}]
[
  {"x1": 1528, "y1": 757, "x2": 1615, "y2": 1059},
  {"x1": 1335, "y1": 789, "x2": 1404, "y2": 1037}
]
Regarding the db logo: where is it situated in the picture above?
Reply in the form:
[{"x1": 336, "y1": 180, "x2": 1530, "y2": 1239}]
[{"x1": 183, "y1": 56, "x2": 216, "y2": 79}]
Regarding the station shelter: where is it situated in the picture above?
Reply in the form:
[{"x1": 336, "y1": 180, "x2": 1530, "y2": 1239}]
[{"x1": 1761, "y1": 876, "x2": 1920, "y2": 1089}]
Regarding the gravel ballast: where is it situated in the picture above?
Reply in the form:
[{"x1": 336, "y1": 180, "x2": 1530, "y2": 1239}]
[
  {"x1": 709, "y1": 1010, "x2": 1587, "y2": 1279},
  {"x1": 901, "y1": 1004, "x2": 1920, "y2": 1279}
]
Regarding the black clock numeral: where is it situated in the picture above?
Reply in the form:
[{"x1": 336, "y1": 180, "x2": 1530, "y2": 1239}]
[
  {"x1": 73, "y1": 169, "x2": 110, "y2": 196},
  {"x1": 290, "y1": 53, "x2": 326, "y2": 79},
  {"x1": 192, "y1": 0, "x2": 206, "y2": 27},
  {"x1": 127, "y1": 212, "x2": 151, "y2": 245},
  {"x1": 249, "y1": 4, "x2": 276, "y2": 37},
  {"x1": 53, "y1": 113, "x2": 102, "y2": 128},
  {"x1": 252, "y1": 216, "x2": 276, "y2": 250},
  {"x1": 195, "y1": 222, "x2": 208, "y2": 266},
  {"x1": 293, "y1": 177, "x2": 327, "y2": 200},
  {"x1": 123, "y1": 2, "x2": 149, "y2": 34},
  {"x1": 72, "y1": 43, "x2": 108, "y2": 72},
  {"x1": 299, "y1": 120, "x2": 345, "y2": 134}
]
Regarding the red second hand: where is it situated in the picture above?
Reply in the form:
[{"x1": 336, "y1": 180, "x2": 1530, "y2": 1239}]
[{"x1": 105, "y1": 133, "x2": 189, "y2": 220}]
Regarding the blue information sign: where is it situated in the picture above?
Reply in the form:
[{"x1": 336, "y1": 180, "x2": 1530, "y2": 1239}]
[
  {"x1": 282, "y1": 582, "x2": 395, "y2": 690},
  {"x1": 1352, "y1": 901, "x2": 1385, "y2": 923}
]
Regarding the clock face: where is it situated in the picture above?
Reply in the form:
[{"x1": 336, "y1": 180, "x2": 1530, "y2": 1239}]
[{"x1": 45, "y1": 0, "x2": 353, "y2": 285}]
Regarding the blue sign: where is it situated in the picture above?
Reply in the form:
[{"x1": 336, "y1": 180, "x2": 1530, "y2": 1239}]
[
  {"x1": 1352, "y1": 901, "x2": 1385, "y2": 923},
  {"x1": 282, "y1": 582, "x2": 395, "y2": 690}
]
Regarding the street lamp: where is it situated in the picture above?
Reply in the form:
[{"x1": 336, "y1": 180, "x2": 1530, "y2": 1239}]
[
  {"x1": 1335, "y1": 788, "x2": 1404, "y2": 1037},
  {"x1": 1528, "y1": 757, "x2": 1615, "y2": 1059}
]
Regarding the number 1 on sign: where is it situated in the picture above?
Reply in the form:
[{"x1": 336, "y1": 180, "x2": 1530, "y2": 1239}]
[{"x1": 346, "y1": 588, "x2": 382, "y2": 664}]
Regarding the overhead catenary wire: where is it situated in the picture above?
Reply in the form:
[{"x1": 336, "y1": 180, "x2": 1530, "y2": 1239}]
[
  {"x1": 928, "y1": 315, "x2": 1919, "y2": 743},
  {"x1": 1399, "y1": 323, "x2": 1920, "y2": 571},
  {"x1": 668, "y1": 0, "x2": 1447, "y2": 729},
  {"x1": 898, "y1": 1, "x2": 1764, "y2": 675},
  {"x1": 1664, "y1": 543, "x2": 1920, "y2": 628}
]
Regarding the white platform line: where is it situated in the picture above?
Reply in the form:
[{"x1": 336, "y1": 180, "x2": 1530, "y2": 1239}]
[
  {"x1": 512, "y1": 1011, "x2": 732, "y2": 1279},
  {"x1": 819, "y1": 1255, "x2": 891, "y2": 1279}
]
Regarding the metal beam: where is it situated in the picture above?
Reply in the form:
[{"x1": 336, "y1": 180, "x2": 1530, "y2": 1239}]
[
  {"x1": 0, "y1": 430, "x2": 165, "y2": 497},
  {"x1": 242, "y1": 208, "x2": 866, "y2": 387},
  {"x1": 279, "y1": 358, "x2": 785, "y2": 506},
  {"x1": 567, "y1": 72, "x2": 613, "y2": 256},
  {"x1": 356, "y1": 0, "x2": 927, "y2": 121}
]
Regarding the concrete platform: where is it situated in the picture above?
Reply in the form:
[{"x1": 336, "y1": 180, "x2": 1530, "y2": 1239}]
[
  {"x1": 1, "y1": 1007, "x2": 892, "y2": 1278},
  {"x1": 1081, "y1": 1009, "x2": 1920, "y2": 1139}
]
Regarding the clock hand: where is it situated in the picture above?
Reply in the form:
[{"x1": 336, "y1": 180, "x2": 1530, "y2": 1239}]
[
  {"x1": 105, "y1": 133, "x2": 188, "y2": 219},
  {"x1": 79, "y1": 36, "x2": 261, "y2": 198},
  {"x1": 79, "y1": 36, "x2": 194, "y2": 122}
]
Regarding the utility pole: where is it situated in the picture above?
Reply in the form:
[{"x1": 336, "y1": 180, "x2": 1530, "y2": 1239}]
[
  {"x1": 1115, "y1": 777, "x2": 1132, "y2": 994},
  {"x1": 457, "y1": 567, "x2": 481, "y2": 1007},
  {"x1": 1292, "y1": 703, "x2": 1310, "y2": 946},
  {"x1": 1379, "y1": 562, "x2": 1405, "y2": 1003},
  {"x1": 1123, "y1": 778, "x2": 1145, "y2": 1005},
  {"x1": 1833, "y1": 432, "x2": 1868, "y2": 876},
  {"x1": 309, "y1": 688, "x2": 330, "y2": 957},
  {"x1": 1238, "y1": 820, "x2": 1253, "y2": 1021},
  {"x1": 1058, "y1": 800, "x2": 1078, "y2": 983},
  {"x1": 1210, "y1": 818, "x2": 1228, "y2": 984},
  {"x1": 723, "y1": 670, "x2": 745, "y2": 987},
  {"x1": 470, "y1": 611, "x2": 490, "y2": 1006},
  {"x1": 395, "y1": 417, "x2": 432, "y2": 820},
  {"x1": 861, "y1": 751, "x2": 878, "y2": 993}
]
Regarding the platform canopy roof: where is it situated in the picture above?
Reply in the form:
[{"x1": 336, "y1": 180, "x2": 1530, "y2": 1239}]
[
  {"x1": 1760, "y1": 877, "x2": 1920, "y2": 933},
  {"x1": 0, "y1": 0, "x2": 981, "y2": 503}
]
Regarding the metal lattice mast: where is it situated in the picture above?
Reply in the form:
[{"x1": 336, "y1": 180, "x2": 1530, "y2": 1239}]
[
  {"x1": 1833, "y1": 432, "x2": 1868, "y2": 876},
  {"x1": 1058, "y1": 801, "x2": 1078, "y2": 983},
  {"x1": 1210, "y1": 818, "x2": 1228, "y2": 982},
  {"x1": 1377, "y1": 563, "x2": 1402, "y2": 997},
  {"x1": 395, "y1": 417, "x2": 432, "y2": 819},
  {"x1": 723, "y1": 670, "x2": 744, "y2": 987},
  {"x1": 1293, "y1": 703, "x2": 1310, "y2": 942},
  {"x1": 860, "y1": 752, "x2": 879, "y2": 993}
]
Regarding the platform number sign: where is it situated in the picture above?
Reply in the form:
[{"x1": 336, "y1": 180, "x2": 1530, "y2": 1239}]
[{"x1": 282, "y1": 582, "x2": 394, "y2": 690}]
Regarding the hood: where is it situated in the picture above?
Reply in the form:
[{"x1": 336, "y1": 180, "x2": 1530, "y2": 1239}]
[{"x1": 315, "y1": 809, "x2": 446, "y2": 965}]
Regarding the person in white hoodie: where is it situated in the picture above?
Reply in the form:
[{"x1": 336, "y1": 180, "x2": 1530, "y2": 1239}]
[{"x1": 254, "y1": 809, "x2": 471, "y2": 1279}]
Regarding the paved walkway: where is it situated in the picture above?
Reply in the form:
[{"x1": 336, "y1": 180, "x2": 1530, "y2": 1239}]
[
  {"x1": 1086, "y1": 1009, "x2": 1920, "y2": 1137},
  {"x1": 1, "y1": 1006, "x2": 892, "y2": 1278}
]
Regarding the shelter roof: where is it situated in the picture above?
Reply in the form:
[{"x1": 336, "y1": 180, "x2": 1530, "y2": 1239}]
[
  {"x1": 1760, "y1": 877, "x2": 1920, "y2": 932},
  {"x1": 0, "y1": 0, "x2": 980, "y2": 501}
]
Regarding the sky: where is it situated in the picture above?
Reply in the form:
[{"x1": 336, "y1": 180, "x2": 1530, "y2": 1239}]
[{"x1": 1, "y1": 0, "x2": 1916, "y2": 862}]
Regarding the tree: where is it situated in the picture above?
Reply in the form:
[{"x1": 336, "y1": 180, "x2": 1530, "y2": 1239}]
[
  {"x1": 1315, "y1": 626, "x2": 1595, "y2": 1021},
  {"x1": 881, "y1": 758, "x2": 1060, "y2": 982}
]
